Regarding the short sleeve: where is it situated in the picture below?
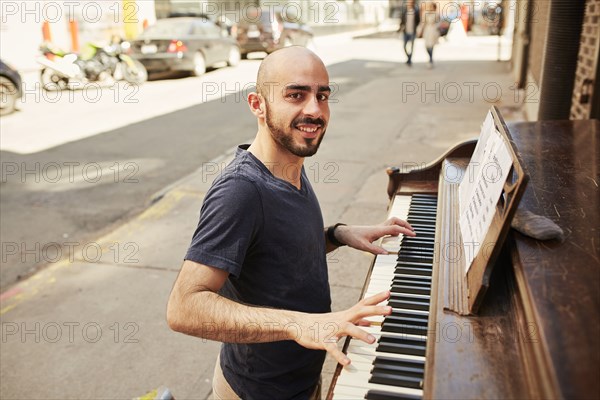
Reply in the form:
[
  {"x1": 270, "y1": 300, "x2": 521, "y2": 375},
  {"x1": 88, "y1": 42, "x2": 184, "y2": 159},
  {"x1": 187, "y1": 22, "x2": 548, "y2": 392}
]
[{"x1": 184, "y1": 175, "x2": 262, "y2": 277}]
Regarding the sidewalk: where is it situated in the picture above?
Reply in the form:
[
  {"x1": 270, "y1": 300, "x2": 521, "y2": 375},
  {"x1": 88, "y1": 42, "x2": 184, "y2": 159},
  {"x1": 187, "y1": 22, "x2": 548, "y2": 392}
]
[{"x1": 0, "y1": 33, "x2": 524, "y2": 399}]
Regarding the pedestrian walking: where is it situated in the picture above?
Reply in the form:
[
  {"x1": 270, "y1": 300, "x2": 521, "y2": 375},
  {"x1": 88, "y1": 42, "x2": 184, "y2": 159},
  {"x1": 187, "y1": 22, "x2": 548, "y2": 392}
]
[
  {"x1": 166, "y1": 46, "x2": 416, "y2": 400},
  {"x1": 398, "y1": 0, "x2": 421, "y2": 66},
  {"x1": 421, "y1": 2, "x2": 441, "y2": 68}
]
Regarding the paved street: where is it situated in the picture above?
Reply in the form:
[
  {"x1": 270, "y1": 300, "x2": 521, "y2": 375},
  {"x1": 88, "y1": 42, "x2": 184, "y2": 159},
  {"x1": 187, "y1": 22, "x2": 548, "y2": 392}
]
[{"x1": 1, "y1": 28, "x2": 518, "y2": 399}]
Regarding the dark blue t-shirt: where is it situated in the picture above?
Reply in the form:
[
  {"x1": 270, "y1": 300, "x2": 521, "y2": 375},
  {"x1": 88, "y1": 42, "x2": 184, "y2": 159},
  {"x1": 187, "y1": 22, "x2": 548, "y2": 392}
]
[{"x1": 185, "y1": 145, "x2": 331, "y2": 399}]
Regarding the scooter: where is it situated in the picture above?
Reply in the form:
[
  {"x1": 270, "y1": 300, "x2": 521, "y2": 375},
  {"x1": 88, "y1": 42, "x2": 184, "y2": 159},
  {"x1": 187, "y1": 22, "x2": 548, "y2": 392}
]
[{"x1": 38, "y1": 41, "x2": 147, "y2": 90}]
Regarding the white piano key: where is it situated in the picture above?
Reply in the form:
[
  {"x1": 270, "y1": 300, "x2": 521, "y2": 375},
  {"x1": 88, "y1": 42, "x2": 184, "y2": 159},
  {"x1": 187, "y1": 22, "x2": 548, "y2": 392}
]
[
  {"x1": 333, "y1": 194, "x2": 436, "y2": 399},
  {"x1": 347, "y1": 343, "x2": 426, "y2": 363},
  {"x1": 362, "y1": 325, "x2": 427, "y2": 341},
  {"x1": 335, "y1": 350, "x2": 424, "y2": 398},
  {"x1": 336, "y1": 375, "x2": 423, "y2": 398},
  {"x1": 333, "y1": 382, "x2": 423, "y2": 399},
  {"x1": 381, "y1": 195, "x2": 412, "y2": 253}
]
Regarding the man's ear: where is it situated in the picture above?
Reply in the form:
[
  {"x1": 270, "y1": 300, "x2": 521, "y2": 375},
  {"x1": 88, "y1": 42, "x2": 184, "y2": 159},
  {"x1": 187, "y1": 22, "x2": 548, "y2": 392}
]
[{"x1": 248, "y1": 92, "x2": 265, "y2": 118}]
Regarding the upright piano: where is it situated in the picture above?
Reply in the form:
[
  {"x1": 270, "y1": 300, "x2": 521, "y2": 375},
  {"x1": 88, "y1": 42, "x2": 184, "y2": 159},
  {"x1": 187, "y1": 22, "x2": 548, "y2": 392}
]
[{"x1": 327, "y1": 113, "x2": 600, "y2": 399}]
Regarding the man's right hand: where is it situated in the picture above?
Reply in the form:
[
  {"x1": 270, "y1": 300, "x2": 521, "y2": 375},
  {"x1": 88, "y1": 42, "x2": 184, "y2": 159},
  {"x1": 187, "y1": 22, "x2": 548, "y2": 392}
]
[{"x1": 291, "y1": 290, "x2": 392, "y2": 366}]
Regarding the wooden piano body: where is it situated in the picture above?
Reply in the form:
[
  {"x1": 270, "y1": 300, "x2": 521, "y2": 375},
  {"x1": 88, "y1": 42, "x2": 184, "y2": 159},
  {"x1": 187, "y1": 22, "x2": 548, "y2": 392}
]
[{"x1": 327, "y1": 117, "x2": 599, "y2": 399}]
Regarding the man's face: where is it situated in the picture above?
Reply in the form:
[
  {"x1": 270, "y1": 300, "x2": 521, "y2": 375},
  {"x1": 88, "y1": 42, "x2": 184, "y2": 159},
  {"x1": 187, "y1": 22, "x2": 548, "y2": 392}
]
[{"x1": 262, "y1": 65, "x2": 331, "y2": 158}]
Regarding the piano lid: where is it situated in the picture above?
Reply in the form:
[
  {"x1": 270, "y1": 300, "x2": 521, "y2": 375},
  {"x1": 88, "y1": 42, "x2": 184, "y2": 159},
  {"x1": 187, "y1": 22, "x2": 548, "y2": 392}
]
[{"x1": 507, "y1": 119, "x2": 600, "y2": 399}]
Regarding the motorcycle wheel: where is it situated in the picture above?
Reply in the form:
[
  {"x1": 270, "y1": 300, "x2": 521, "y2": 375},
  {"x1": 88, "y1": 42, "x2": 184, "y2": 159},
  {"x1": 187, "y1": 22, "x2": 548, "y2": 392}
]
[
  {"x1": 121, "y1": 59, "x2": 148, "y2": 85},
  {"x1": 40, "y1": 68, "x2": 68, "y2": 91}
]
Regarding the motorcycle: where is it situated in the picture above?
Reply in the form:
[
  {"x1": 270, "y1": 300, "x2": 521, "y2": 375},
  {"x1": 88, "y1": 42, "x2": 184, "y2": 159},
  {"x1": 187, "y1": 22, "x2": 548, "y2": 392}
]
[{"x1": 38, "y1": 41, "x2": 147, "y2": 90}]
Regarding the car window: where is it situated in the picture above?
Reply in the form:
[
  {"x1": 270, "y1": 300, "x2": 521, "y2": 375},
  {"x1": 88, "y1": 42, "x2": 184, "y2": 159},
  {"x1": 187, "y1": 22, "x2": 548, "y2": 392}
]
[
  {"x1": 192, "y1": 20, "x2": 220, "y2": 37},
  {"x1": 205, "y1": 22, "x2": 221, "y2": 37},
  {"x1": 192, "y1": 21, "x2": 206, "y2": 36},
  {"x1": 141, "y1": 19, "x2": 192, "y2": 37}
]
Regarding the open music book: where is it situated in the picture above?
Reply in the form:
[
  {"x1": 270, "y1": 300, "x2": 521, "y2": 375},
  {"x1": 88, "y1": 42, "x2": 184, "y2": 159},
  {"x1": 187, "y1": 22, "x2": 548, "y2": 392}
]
[
  {"x1": 458, "y1": 111, "x2": 515, "y2": 272},
  {"x1": 443, "y1": 107, "x2": 528, "y2": 314}
]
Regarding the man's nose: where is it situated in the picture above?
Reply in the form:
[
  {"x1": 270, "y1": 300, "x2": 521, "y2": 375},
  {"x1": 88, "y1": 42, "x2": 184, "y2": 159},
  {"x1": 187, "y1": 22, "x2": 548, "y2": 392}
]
[{"x1": 302, "y1": 95, "x2": 323, "y2": 117}]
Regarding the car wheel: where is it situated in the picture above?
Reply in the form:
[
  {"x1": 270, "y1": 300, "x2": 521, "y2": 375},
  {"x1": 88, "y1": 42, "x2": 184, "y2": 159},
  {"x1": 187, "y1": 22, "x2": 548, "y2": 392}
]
[
  {"x1": 227, "y1": 46, "x2": 241, "y2": 67},
  {"x1": 191, "y1": 52, "x2": 206, "y2": 77},
  {"x1": 0, "y1": 76, "x2": 18, "y2": 116}
]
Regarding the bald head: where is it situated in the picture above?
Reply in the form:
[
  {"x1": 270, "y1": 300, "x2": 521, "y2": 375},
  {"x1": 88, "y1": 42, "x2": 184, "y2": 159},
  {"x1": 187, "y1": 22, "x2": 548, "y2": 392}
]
[{"x1": 256, "y1": 46, "x2": 328, "y2": 100}]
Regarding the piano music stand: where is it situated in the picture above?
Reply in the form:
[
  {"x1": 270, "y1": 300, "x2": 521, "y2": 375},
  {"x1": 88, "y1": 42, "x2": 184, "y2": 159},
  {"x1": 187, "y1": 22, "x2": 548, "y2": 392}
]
[{"x1": 441, "y1": 106, "x2": 529, "y2": 315}]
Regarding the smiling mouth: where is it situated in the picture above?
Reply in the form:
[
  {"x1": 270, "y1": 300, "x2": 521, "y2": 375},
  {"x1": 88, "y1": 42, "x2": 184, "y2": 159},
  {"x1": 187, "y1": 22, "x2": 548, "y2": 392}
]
[{"x1": 296, "y1": 125, "x2": 320, "y2": 133}]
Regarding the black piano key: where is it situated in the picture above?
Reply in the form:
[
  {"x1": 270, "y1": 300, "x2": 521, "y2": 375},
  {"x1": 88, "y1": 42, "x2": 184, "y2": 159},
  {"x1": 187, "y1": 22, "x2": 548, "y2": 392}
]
[
  {"x1": 391, "y1": 278, "x2": 431, "y2": 288},
  {"x1": 398, "y1": 253, "x2": 434, "y2": 260},
  {"x1": 407, "y1": 218, "x2": 436, "y2": 225},
  {"x1": 396, "y1": 260, "x2": 433, "y2": 268},
  {"x1": 369, "y1": 370, "x2": 423, "y2": 389},
  {"x1": 388, "y1": 298, "x2": 429, "y2": 311},
  {"x1": 407, "y1": 211, "x2": 435, "y2": 219},
  {"x1": 406, "y1": 222, "x2": 435, "y2": 228},
  {"x1": 381, "y1": 321, "x2": 428, "y2": 335},
  {"x1": 411, "y1": 200, "x2": 437, "y2": 206},
  {"x1": 371, "y1": 363, "x2": 423, "y2": 379},
  {"x1": 390, "y1": 284, "x2": 430, "y2": 296},
  {"x1": 400, "y1": 240, "x2": 434, "y2": 249},
  {"x1": 398, "y1": 248, "x2": 434, "y2": 255},
  {"x1": 373, "y1": 355, "x2": 425, "y2": 371},
  {"x1": 376, "y1": 336, "x2": 427, "y2": 356},
  {"x1": 383, "y1": 313, "x2": 429, "y2": 327},
  {"x1": 394, "y1": 267, "x2": 432, "y2": 276},
  {"x1": 398, "y1": 246, "x2": 434, "y2": 255},
  {"x1": 397, "y1": 255, "x2": 433, "y2": 265},
  {"x1": 365, "y1": 389, "x2": 422, "y2": 400},
  {"x1": 403, "y1": 225, "x2": 435, "y2": 231},
  {"x1": 402, "y1": 236, "x2": 435, "y2": 243}
]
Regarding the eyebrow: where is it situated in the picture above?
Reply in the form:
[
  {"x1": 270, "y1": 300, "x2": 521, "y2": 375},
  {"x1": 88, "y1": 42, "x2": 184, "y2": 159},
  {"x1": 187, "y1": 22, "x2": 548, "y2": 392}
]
[{"x1": 285, "y1": 84, "x2": 331, "y2": 93}]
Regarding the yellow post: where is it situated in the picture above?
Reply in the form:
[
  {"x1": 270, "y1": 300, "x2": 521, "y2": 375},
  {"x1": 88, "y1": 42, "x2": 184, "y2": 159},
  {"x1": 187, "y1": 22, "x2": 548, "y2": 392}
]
[{"x1": 122, "y1": 0, "x2": 139, "y2": 40}]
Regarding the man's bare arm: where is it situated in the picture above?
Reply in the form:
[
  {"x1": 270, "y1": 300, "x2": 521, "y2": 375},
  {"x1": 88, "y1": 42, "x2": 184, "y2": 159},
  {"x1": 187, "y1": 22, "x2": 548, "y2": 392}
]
[{"x1": 166, "y1": 260, "x2": 392, "y2": 365}]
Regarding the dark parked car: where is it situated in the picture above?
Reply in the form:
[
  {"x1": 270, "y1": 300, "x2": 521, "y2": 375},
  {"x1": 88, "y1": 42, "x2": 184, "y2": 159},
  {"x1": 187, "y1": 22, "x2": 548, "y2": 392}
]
[
  {"x1": 130, "y1": 17, "x2": 241, "y2": 76},
  {"x1": 0, "y1": 59, "x2": 23, "y2": 116},
  {"x1": 235, "y1": 7, "x2": 314, "y2": 58}
]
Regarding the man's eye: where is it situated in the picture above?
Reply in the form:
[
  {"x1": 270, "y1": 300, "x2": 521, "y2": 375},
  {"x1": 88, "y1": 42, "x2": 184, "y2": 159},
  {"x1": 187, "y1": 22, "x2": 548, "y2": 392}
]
[
  {"x1": 288, "y1": 93, "x2": 302, "y2": 100},
  {"x1": 318, "y1": 94, "x2": 329, "y2": 102}
]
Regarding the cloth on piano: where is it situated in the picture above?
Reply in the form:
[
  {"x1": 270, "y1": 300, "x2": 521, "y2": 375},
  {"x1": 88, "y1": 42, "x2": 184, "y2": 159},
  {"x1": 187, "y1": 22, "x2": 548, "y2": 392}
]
[{"x1": 511, "y1": 208, "x2": 564, "y2": 241}]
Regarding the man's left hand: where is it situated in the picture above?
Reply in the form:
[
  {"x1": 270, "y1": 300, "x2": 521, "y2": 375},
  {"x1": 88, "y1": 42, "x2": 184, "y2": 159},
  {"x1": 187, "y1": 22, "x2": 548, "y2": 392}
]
[{"x1": 335, "y1": 218, "x2": 416, "y2": 255}]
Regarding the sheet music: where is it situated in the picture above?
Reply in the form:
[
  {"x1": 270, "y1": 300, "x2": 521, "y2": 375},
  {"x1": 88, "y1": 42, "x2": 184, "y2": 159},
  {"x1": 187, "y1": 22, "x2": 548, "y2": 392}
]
[
  {"x1": 459, "y1": 111, "x2": 495, "y2": 214},
  {"x1": 459, "y1": 114, "x2": 513, "y2": 272}
]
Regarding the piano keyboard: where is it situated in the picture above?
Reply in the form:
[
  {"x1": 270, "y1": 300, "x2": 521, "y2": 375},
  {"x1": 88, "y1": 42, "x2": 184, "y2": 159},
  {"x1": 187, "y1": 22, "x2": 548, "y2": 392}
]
[{"x1": 332, "y1": 194, "x2": 438, "y2": 400}]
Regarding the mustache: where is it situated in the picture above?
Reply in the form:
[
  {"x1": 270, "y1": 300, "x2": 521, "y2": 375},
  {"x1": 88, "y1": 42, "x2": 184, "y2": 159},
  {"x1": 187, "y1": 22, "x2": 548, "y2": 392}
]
[{"x1": 292, "y1": 117, "x2": 326, "y2": 128}]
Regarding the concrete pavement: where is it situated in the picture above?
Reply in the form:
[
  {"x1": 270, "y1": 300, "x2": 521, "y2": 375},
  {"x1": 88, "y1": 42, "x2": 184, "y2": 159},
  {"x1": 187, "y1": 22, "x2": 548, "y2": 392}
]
[{"x1": 1, "y1": 32, "x2": 523, "y2": 399}]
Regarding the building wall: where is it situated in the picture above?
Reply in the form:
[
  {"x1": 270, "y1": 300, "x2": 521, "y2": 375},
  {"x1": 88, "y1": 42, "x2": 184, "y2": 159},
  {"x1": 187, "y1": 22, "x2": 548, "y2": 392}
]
[
  {"x1": 571, "y1": 0, "x2": 600, "y2": 119},
  {"x1": 515, "y1": 0, "x2": 596, "y2": 121},
  {"x1": 527, "y1": 0, "x2": 549, "y2": 86}
]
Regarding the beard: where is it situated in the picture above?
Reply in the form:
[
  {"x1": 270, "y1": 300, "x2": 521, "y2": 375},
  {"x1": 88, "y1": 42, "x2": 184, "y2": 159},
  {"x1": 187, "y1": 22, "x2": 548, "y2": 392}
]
[{"x1": 265, "y1": 102, "x2": 326, "y2": 158}]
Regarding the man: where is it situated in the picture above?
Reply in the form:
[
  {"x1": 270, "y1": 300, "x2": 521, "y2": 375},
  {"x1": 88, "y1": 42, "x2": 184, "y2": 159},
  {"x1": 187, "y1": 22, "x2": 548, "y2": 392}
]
[
  {"x1": 167, "y1": 47, "x2": 415, "y2": 400},
  {"x1": 398, "y1": 0, "x2": 421, "y2": 66}
]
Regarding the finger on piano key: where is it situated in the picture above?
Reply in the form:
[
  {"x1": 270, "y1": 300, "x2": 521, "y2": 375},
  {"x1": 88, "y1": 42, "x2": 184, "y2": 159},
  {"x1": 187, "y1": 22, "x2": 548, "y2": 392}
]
[{"x1": 381, "y1": 195, "x2": 412, "y2": 253}]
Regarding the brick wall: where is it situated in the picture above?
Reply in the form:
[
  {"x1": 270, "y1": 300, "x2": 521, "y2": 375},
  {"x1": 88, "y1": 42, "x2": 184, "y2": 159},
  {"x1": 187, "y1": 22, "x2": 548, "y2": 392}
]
[{"x1": 571, "y1": 0, "x2": 600, "y2": 119}]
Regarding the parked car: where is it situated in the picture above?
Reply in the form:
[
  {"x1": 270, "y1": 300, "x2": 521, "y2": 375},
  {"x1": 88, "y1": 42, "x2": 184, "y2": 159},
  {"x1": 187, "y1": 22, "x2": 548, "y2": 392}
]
[
  {"x1": 0, "y1": 59, "x2": 23, "y2": 116},
  {"x1": 129, "y1": 17, "x2": 241, "y2": 76},
  {"x1": 235, "y1": 7, "x2": 314, "y2": 58}
]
